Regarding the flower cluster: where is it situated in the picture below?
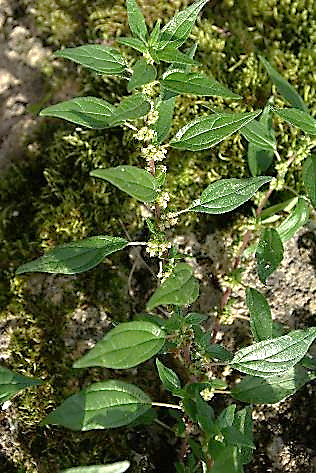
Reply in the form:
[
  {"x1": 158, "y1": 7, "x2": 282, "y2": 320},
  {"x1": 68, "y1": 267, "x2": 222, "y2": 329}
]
[{"x1": 146, "y1": 240, "x2": 171, "y2": 258}]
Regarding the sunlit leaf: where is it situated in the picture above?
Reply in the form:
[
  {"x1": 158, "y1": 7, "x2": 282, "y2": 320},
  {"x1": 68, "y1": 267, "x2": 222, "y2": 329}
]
[
  {"x1": 190, "y1": 176, "x2": 271, "y2": 214},
  {"x1": 126, "y1": 0, "x2": 148, "y2": 41},
  {"x1": 128, "y1": 59, "x2": 157, "y2": 91},
  {"x1": 247, "y1": 104, "x2": 275, "y2": 176},
  {"x1": 273, "y1": 108, "x2": 316, "y2": 135},
  {"x1": 74, "y1": 322, "x2": 165, "y2": 369},
  {"x1": 42, "y1": 380, "x2": 152, "y2": 430},
  {"x1": 302, "y1": 154, "x2": 316, "y2": 207},
  {"x1": 170, "y1": 111, "x2": 260, "y2": 151},
  {"x1": 241, "y1": 118, "x2": 276, "y2": 150},
  {"x1": 90, "y1": 166, "x2": 158, "y2": 202},
  {"x1": 156, "y1": 359, "x2": 182, "y2": 395},
  {"x1": 151, "y1": 96, "x2": 175, "y2": 144},
  {"x1": 117, "y1": 37, "x2": 147, "y2": 53},
  {"x1": 61, "y1": 461, "x2": 130, "y2": 473},
  {"x1": 55, "y1": 45, "x2": 126, "y2": 75},
  {"x1": 230, "y1": 327, "x2": 316, "y2": 377},
  {"x1": 16, "y1": 236, "x2": 128, "y2": 275},
  {"x1": 154, "y1": 47, "x2": 198, "y2": 66},
  {"x1": 277, "y1": 197, "x2": 309, "y2": 243},
  {"x1": 147, "y1": 263, "x2": 199, "y2": 310},
  {"x1": 108, "y1": 93, "x2": 151, "y2": 125}
]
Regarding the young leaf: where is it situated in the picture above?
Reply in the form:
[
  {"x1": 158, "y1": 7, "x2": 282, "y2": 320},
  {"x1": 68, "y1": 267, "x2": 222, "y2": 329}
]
[
  {"x1": 90, "y1": 166, "x2": 158, "y2": 203},
  {"x1": 247, "y1": 104, "x2": 275, "y2": 176},
  {"x1": 61, "y1": 462, "x2": 130, "y2": 473},
  {"x1": 185, "y1": 312, "x2": 208, "y2": 325},
  {"x1": 147, "y1": 263, "x2": 199, "y2": 310},
  {"x1": 128, "y1": 59, "x2": 157, "y2": 92},
  {"x1": 273, "y1": 108, "x2": 316, "y2": 135},
  {"x1": 277, "y1": 197, "x2": 309, "y2": 243},
  {"x1": 16, "y1": 236, "x2": 128, "y2": 275},
  {"x1": 108, "y1": 93, "x2": 151, "y2": 125},
  {"x1": 255, "y1": 228, "x2": 284, "y2": 283},
  {"x1": 230, "y1": 326, "x2": 316, "y2": 377},
  {"x1": 233, "y1": 407, "x2": 254, "y2": 464},
  {"x1": 156, "y1": 359, "x2": 182, "y2": 394},
  {"x1": 126, "y1": 0, "x2": 148, "y2": 42},
  {"x1": 259, "y1": 56, "x2": 308, "y2": 112},
  {"x1": 231, "y1": 366, "x2": 316, "y2": 404},
  {"x1": 161, "y1": 71, "x2": 241, "y2": 100},
  {"x1": 148, "y1": 19, "x2": 161, "y2": 48},
  {"x1": 73, "y1": 322, "x2": 165, "y2": 369},
  {"x1": 195, "y1": 394, "x2": 215, "y2": 434},
  {"x1": 302, "y1": 154, "x2": 316, "y2": 207},
  {"x1": 151, "y1": 96, "x2": 175, "y2": 144},
  {"x1": 42, "y1": 380, "x2": 152, "y2": 430},
  {"x1": 154, "y1": 47, "x2": 198, "y2": 66},
  {"x1": 40, "y1": 97, "x2": 115, "y2": 129},
  {"x1": 246, "y1": 288, "x2": 272, "y2": 342},
  {"x1": 170, "y1": 111, "x2": 261, "y2": 151},
  {"x1": 55, "y1": 45, "x2": 126, "y2": 75},
  {"x1": 117, "y1": 37, "x2": 147, "y2": 53},
  {"x1": 241, "y1": 119, "x2": 276, "y2": 150},
  {"x1": 0, "y1": 365, "x2": 42, "y2": 403},
  {"x1": 157, "y1": 0, "x2": 209, "y2": 50},
  {"x1": 189, "y1": 176, "x2": 271, "y2": 214}
]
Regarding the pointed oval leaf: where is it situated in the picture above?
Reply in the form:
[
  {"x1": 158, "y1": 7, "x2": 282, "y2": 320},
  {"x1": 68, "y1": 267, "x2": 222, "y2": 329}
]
[
  {"x1": 61, "y1": 462, "x2": 130, "y2": 473},
  {"x1": 16, "y1": 236, "x2": 128, "y2": 275},
  {"x1": 151, "y1": 96, "x2": 175, "y2": 144},
  {"x1": 230, "y1": 326, "x2": 316, "y2": 377},
  {"x1": 232, "y1": 366, "x2": 316, "y2": 404},
  {"x1": 127, "y1": 0, "x2": 148, "y2": 41},
  {"x1": 0, "y1": 365, "x2": 42, "y2": 403},
  {"x1": 255, "y1": 228, "x2": 284, "y2": 283},
  {"x1": 170, "y1": 111, "x2": 261, "y2": 151},
  {"x1": 154, "y1": 47, "x2": 198, "y2": 66},
  {"x1": 303, "y1": 154, "x2": 316, "y2": 207},
  {"x1": 117, "y1": 37, "x2": 147, "y2": 53},
  {"x1": 74, "y1": 321, "x2": 165, "y2": 369},
  {"x1": 246, "y1": 288, "x2": 272, "y2": 342},
  {"x1": 55, "y1": 45, "x2": 126, "y2": 75},
  {"x1": 90, "y1": 166, "x2": 158, "y2": 203},
  {"x1": 157, "y1": 0, "x2": 209, "y2": 50},
  {"x1": 161, "y1": 71, "x2": 241, "y2": 100},
  {"x1": 42, "y1": 380, "x2": 152, "y2": 430},
  {"x1": 128, "y1": 59, "x2": 157, "y2": 92},
  {"x1": 241, "y1": 119, "x2": 276, "y2": 150},
  {"x1": 108, "y1": 93, "x2": 151, "y2": 125},
  {"x1": 190, "y1": 176, "x2": 271, "y2": 214},
  {"x1": 147, "y1": 263, "x2": 199, "y2": 310},
  {"x1": 277, "y1": 197, "x2": 309, "y2": 243},
  {"x1": 273, "y1": 108, "x2": 316, "y2": 135},
  {"x1": 247, "y1": 104, "x2": 275, "y2": 176},
  {"x1": 259, "y1": 56, "x2": 308, "y2": 112},
  {"x1": 40, "y1": 97, "x2": 115, "y2": 129},
  {"x1": 148, "y1": 19, "x2": 161, "y2": 48},
  {"x1": 156, "y1": 359, "x2": 182, "y2": 394}
]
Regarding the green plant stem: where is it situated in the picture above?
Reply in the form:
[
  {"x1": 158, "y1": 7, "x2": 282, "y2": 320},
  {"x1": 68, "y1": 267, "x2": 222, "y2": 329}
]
[{"x1": 152, "y1": 402, "x2": 182, "y2": 410}]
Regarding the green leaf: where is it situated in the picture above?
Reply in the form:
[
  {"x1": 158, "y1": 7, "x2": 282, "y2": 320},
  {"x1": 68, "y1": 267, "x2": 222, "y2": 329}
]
[
  {"x1": 277, "y1": 197, "x2": 309, "y2": 243},
  {"x1": 259, "y1": 56, "x2": 308, "y2": 112},
  {"x1": 206, "y1": 344, "x2": 233, "y2": 362},
  {"x1": 189, "y1": 176, "x2": 271, "y2": 214},
  {"x1": 55, "y1": 45, "x2": 126, "y2": 75},
  {"x1": 73, "y1": 322, "x2": 165, "y2": 369},
  {"x1": 170, "y1": 111, "x2": 261, "y2": 151},
  {"x1": 233, "y1": 407, "x2": 254, "y2": 464},
  {"x1": 151, "y1": 96, "x2": 175, "y2": 144},
  {"x1": 128, "y1": 59, "x2": 157, "y2": 92},
  {"x1": 255, "y1": 228, "x2": 284, "y2": 283},
  {"x1": 61, "y1": 461, "x2": 130, "y2": 473},
  {"x1": 42, "y1": 380, "x2": 152, "y2": 430},
  {"x1": 184, "y1": 312, "x2": 208, "y2": 325},
  {"x1": 108, "y1": 93, "x2": 151, "y2": 125},
  {"x1": 231, "y1": 366, "x2": 316, "y2": 404},
  {"x1": 230, "y1": 326, "x2": 316, "y2": 377},
  {"x1": 154, "y1": 47, "x2": 198, "y2": 66},
  {"x1": 195, "y1": 394, "x2": 215, "y2": 434},
  {"x1": 117, "y1": 37, "x2": 147, "y2": 53},
  {"x1": 261, "y1": 197, "x2": 298, "y2": 221},
  {"x1": 0, "y1": 365, "x2": 42, "y2": 403},
  {"x1": 148, "y1": 20, "x2": 161, "y2": 48},
  {"x1": 247, "y1": 105, "x2": 275, "y2": 176},
  {"x1": 147, "y1": 263, "x2": 199, "y2": 310},
  {"x1": 161, "y1": 71, "x2": 241, "y2": 100},
  {"x1": 246, "y1": 288, "x2": 272, "y2": 342},
  {"x1": 40, "y1": 97, "x2": 115, "y2": 129},
  {"x1": 273, "y1": 108, "x2": 316, "y2": 135},
  {"x1": 157, "y1": 0, "x2": 209, "y2": 50},
  {"x1": 126, "y1": 0, "x2": 148, "y2": 41},
  {"x1": 90, "y1": 166, "x2": 158, "y2": 203},
  {"x1": 302, "y1": 154, "x2": 316, "y2": 207},
  {"x1": 156, "y1": 359, "x2": 182, "y2": 394},
  {"x1": 208, "y1": 446, "x2": 244, "y2": 473},
  {"x1": 241, "y1": 119, "x2": 276, "y2": 150},
  {"x1": 16, "y1": 236, "x2": 128, "y2": 275}
]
